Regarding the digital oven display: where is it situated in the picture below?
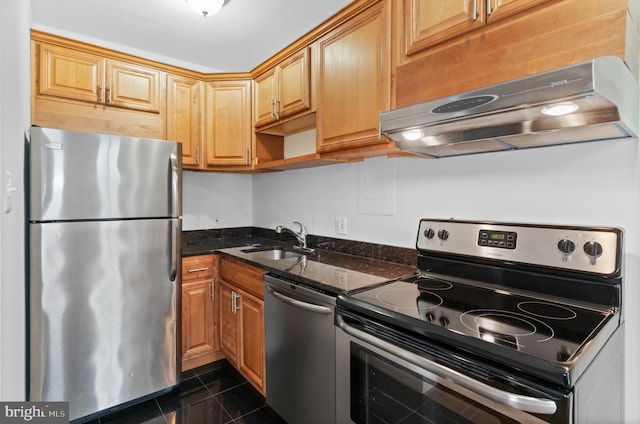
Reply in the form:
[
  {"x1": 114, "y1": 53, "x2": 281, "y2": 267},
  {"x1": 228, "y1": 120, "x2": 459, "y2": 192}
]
[{"x1": 478, "y1": 230, "x2": 517, "y2": 250}]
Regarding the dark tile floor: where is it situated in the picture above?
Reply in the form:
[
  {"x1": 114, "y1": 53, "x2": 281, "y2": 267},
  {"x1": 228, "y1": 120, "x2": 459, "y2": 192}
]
[{"x1": 84, "y1": 360, "x2": 286, "y2": 424}]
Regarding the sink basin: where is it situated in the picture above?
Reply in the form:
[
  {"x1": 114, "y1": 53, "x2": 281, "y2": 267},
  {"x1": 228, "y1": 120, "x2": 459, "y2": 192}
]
[{"x1": 241, "y1": 248, "x2": 304, "y2": 260}]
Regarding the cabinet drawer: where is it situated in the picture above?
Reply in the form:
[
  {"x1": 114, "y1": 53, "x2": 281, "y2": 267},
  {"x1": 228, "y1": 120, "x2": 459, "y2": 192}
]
[
  {"x1": 219, "y1": 257, "x2": 266, "y2": 299},
  {"x1": 182, "y1": 255, "x2": 215, "y2": 281}
]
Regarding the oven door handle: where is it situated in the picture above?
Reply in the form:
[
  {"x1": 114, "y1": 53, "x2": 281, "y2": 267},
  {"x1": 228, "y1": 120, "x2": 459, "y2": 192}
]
[{"x1": 337, "y1": 317, "x2": 558, "y2": 415}]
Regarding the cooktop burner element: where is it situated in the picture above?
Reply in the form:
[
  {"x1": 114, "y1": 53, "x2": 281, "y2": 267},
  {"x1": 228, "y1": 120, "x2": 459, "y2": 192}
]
[
  {"x1": 375, "y1": 287, "x2": 443, "y2": 311},
  {"x1": 348, "y1": 276, "x2": 607, "y2": 366},
  {"x1": 517, "y1": 301, "x2": 577, "y2": 320},
  {"x1": 337, "y1": 219, "x2": 623, "y2": 388}
]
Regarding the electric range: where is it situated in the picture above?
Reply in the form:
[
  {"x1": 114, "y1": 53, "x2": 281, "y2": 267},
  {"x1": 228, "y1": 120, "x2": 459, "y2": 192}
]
[{"x1": 336, "y1": 219, "x2": 624, "y2": 423}]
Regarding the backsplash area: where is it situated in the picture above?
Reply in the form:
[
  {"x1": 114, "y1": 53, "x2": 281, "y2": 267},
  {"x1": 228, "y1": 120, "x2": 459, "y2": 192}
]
[{"x1": 182, "y1": 227, "x2": 417, "y2": 267}]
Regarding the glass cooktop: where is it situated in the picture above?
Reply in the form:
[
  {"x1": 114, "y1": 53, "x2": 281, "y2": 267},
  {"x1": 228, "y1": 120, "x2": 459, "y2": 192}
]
[{"x1": 341, "y1": 273, "x2": 614, "y2": 369}]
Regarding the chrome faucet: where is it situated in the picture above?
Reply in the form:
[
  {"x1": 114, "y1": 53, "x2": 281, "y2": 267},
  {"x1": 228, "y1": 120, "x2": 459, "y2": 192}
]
[{"x1": 275, "y1": 221, "x2": 309, "y2": 251}]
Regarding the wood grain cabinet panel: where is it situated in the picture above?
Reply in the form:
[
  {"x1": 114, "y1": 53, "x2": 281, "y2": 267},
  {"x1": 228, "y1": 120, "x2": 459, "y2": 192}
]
[
  {"x1": 204, "y1": 80, "x2": 252, "y2": 168},
  {"x1": 395, "y1": 0, "x2": 632, "y2": 107},
  {"x1": 181, "y1": 255, "x2": 222, "y2": 371},
  {"x1": 254, "y1": 47, "x2": 311, "y2": 129},
  {"x1": 167, "y1": 74, "x2": 203, "y2": 170},
  {"x1": 38, "y1": 42, "x2": 161, "y2": 113},
  {"x1": 218, "y1": 257, "x2": 266, "y2": 395},
  {"x1": 107, "y1": 59, "x2": 161, "y2": 113},
  {"x1": 317, "y1": 0, "x2": 390, "y2": 153},
  {"x1": 38, "y1": 43, "x2": 104, "y2": 103},
  {"x1": 403, "y1": 0, "x2": 554, "y2": 57}
]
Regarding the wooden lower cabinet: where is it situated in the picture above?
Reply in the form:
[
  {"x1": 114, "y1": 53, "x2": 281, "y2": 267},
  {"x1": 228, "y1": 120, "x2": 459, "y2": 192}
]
[
  {"x1": 181, "y1": 255, "x2": 223, "y2": 371},
  {"x1": 219, "y1": 257, "x2": 267, "y2": 395}
]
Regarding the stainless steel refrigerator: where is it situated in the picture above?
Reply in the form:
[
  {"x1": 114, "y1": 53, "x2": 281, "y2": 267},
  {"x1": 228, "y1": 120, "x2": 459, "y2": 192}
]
[{"x1": 27, "y1": 126, "x2": 181, "y2": 422}]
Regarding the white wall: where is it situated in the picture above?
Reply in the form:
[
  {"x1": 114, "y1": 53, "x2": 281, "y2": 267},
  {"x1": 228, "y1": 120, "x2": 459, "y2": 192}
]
[
  {"x1": 0, "y1": 0, "x2": 30, "y2": 401},
  {"x1": 250, "y1": 138, "x2": 640, "y2": 422},
  {"x1": 182, "y1": 171, "x2": 252, "y2": 230}
]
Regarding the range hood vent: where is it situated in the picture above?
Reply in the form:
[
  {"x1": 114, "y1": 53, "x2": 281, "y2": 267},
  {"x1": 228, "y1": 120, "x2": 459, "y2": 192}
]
[{"x1": 381, "y1": 56, "x2": 638, "y2": 158}]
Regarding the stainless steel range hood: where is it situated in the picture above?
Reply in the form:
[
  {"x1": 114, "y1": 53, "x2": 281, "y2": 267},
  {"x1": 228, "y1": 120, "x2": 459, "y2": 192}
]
[{"x1": 381, "y1": 56, "x2": 638, "y2": 158}]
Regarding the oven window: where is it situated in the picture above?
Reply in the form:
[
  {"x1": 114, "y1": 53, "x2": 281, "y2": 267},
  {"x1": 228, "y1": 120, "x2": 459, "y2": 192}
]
[{"x1": 349, "y1": 343, "x2": 520, "y2": 424}]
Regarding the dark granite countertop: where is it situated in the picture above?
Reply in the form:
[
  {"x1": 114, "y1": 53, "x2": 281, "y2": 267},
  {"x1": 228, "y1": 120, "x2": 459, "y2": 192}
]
[{"x1": 182, "y1": 227, "x2": 417, "y2": 295}]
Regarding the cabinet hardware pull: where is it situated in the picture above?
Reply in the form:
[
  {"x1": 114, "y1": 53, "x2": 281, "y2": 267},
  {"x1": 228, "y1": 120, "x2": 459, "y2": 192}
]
[
  {"x1": 195, "y1": 146, "x2": 200, "y2": 165},
  {"x1": 232, "y1": 291, "x2": 240, "y2": 313},
  {"x1": 106, "y1": 86, "x2": 112, "y2": 104},
  {"x1": 274, "y1": 99, "x2": 280, "y2": 120},
  {"x1": 98, "y1": 85, "x2": 103, "y2": 103},
  {"x1": 187, "y1": 267, "x2": 209, "y2": 273},
  {"x1": 271, "y1": 98, "x2": 276, "y2": 118},
  {"x1": 211, "y1": 281, "x2": 215, "y2": 301},
  {"x1": 472, "y1": 0, "x2": 478, "y2": 20},
  {"x1": 245, "y1": 147, "x2": 249, "y2": 165}
]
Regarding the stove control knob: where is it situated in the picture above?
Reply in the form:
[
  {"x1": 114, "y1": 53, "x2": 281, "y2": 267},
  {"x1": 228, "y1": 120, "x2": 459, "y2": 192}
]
[
  {"x1": 439, "y1": 316, "x2": 450, "y2": 327},
  {"x1": 437, "y1": 229, "x2": 449, "y2": 240},
  {"x1": 424, "y1": 228, "x2": 435, "y2": 239},
  {"x1": 583, "y1": 241, "x2": 603, "y2": 258},
  {"x1": 557, "y1": 239, "x2": 576, "y2": 254}
]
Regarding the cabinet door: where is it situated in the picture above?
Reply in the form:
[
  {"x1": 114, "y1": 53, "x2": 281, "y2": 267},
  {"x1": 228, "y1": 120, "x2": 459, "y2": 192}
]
[
  {"x1": 181, "y1": 255, "x2": 220, "y2": 371},
  {"x1": 167, "y1": 74, "x2": 203, "y2": 169},
  {"x1": 317, "y1": 1, "x2": 390, "y2": 152},
  {"x1": 487, "y1": 0, "x2": 551, "y2": 23},
  {"x1": 181, "y1": 279, "x2": 216, "y2": 367},
  {"x1": 38, "y1": 43, "x2": 105, "y2": 103},
  {"x1": 219, "y1": 281, "x2": 239, "y2": 365},
  {"x1": 254, "y1": 68, "x2": 278, "y2": 128},
  {"x1": 204, "y1": 80, "x2": 252, "y2": 167},
  {"x1": 278, "y1": 47, "x2": 311, "y2": 120},
  {"x1": 238, "y1": 292, "x2": 266, "y2": 395},
  {"x1": 404, "y1": 0, "x2": 486, "y2": 56},
  {"x1": 106, "y1": 59, "x2": 161, "y2": 113}
]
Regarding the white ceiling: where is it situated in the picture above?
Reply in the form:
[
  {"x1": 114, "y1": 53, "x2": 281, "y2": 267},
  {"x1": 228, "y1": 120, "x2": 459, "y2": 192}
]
[{"x1": 30, "y1": 0, "x2": 353, "y2": 73}]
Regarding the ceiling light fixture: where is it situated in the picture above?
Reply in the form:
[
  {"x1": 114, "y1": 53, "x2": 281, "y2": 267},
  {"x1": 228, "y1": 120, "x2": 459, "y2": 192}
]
[{"x1": 185, "y1": 0, "x2": 229, "y2": 17}]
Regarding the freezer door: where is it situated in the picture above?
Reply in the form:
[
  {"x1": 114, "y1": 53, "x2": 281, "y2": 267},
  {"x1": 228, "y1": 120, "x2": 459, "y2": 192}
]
[
  {"x1": 28, "y1": 126, "x2": 181, "y2": 221},
  {"x1": 29, "y1": 219, "x2": 180, "y2": 421}
]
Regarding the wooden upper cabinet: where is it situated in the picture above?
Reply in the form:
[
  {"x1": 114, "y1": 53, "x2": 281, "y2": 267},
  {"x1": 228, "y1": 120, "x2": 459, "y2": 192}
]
[
  {"x1": 404, "y1": 0, "x2": 552, "y2": 56},
  {"x1": 107, "y1": 59, "x2": 161, "y2": 113},
  {"x1": 486, "y1": 0, "x2": 553, "y2": 23},
  {"x1": 254, "y1": 68, "x2": 278, "y2": 128},
  {"x1": 254, "y1": 47, "x2": 311, "y2": 129},
  {"x1": 167, "y1": 74, "x2": 203, "y2": 170},
  {"x1": 317, "y1": 0, "x2": 390, "y2": 153},
  {"x1": 38, "y1": 43, "x2": 104, "y2": 103},
  {"x1": 38, "y1": 42, "x2": 161, "y2": 113},
  {"x1": 204, "y1": 80, "x2": 252, "y2": 167},
  {"x1": 404, "y1": 0, "x2": 486, "y2": 55}
]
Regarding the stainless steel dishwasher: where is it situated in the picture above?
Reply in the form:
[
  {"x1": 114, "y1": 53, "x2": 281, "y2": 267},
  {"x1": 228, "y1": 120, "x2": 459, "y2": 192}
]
[{"x1": 264, "y1": 273, "x2": 336, "y2": 424}]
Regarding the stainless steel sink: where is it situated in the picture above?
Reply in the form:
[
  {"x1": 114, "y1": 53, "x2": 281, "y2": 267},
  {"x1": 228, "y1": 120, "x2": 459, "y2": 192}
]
[{"x1": 241, "y1": 248, "x2": 304, "y2": 260}]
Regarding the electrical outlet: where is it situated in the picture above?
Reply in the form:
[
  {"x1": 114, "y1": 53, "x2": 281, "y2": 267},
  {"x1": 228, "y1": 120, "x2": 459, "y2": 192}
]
[{"x1": 335, "y1": 216, "x2": 347, "y2": 235}]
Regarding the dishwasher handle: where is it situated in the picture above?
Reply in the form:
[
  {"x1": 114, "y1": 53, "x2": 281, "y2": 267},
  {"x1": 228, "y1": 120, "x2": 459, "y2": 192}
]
[{"x1": 266, "y1": 285, "x2": 332, "y2": 315}]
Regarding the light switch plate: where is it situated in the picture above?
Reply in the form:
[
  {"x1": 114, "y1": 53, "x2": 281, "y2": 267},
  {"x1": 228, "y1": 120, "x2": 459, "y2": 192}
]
[{"x1": 335, "y1": 216, "x2": 347, "y2": 235}]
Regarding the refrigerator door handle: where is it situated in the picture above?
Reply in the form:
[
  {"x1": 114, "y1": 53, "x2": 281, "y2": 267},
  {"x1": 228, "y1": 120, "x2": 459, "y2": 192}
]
[
  {"x1": 170, "y1": 220, "x2": 178, "y2": 282},
  {"x1": 170, "y1": 153, "x2": 180, "y2": 217}
]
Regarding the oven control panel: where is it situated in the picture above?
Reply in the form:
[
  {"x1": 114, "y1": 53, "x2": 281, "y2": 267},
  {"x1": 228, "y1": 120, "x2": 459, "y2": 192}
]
[
  {"x1": 417, "y1": 219, "x2": 622, "y2": 276},
  {"x1": 477, "y1": 230, "x2": 517, "y2": 250}
]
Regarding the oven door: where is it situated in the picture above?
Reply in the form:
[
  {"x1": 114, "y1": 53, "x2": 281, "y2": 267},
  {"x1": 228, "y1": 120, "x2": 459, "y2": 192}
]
[{"x1": 336, "y1": 314, "x2": 572, "y2": 424}]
